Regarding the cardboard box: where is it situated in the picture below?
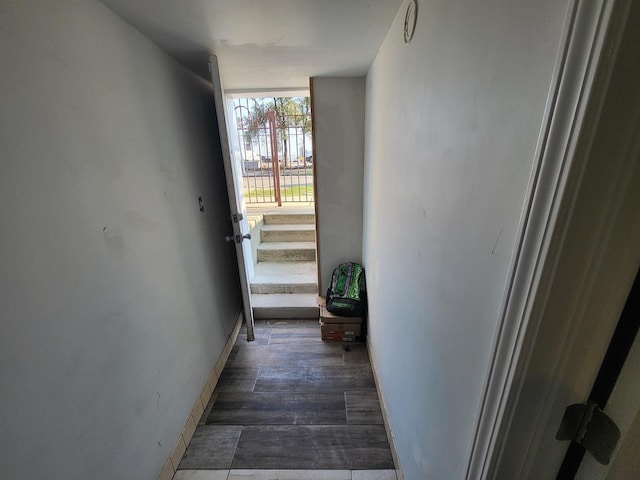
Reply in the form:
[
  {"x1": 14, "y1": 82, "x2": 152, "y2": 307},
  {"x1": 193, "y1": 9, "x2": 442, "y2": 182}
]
[
  {"x1": 320, "y1": 320, "x2": 361, "y2": 342},
  {"x1": 322, "y1": 334, "x2": 357, "y2": 342},
  {"x1": 320, "y1": 323, "x2": 362, "y2": 337}
]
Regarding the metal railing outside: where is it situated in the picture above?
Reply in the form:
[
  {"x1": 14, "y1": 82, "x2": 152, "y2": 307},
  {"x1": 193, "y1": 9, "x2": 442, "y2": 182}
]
[{"x1": 233, "y1": 97, "x2": 313, "y2": 204}]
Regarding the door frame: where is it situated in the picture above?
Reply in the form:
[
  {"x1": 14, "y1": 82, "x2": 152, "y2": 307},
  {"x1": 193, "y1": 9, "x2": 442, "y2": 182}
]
[
  {"x1": 465, "y1": 0, "x2": 640, "y2": 477},
  {"x1": 559, "y1": 267, "x2": 640, "y2": 477},
  {"x1": 309, "y1": 77, "x2": 323, "y2": 292},
  {"x1": 209, "y1": 55, "x2": 255, "y2": 341}
]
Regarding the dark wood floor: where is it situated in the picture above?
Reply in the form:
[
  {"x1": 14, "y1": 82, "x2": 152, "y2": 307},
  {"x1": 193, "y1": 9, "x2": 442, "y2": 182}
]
[{"x1": 178, "y1": 320, "x2": 394, "y2": 470}]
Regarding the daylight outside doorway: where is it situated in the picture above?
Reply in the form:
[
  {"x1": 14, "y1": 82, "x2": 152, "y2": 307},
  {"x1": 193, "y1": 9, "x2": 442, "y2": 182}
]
[
  {"x1": 232, "y1": 96, "x2": 313, "y2": 206},
  {"x1": 228, "y1": 95, "x2": 319, "y2": 320}
]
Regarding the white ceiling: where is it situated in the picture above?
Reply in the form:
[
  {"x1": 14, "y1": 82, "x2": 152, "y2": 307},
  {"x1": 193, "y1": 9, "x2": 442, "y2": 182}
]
[{"x1": 100, "y1": 0, "x2": 403, "y2": 91}]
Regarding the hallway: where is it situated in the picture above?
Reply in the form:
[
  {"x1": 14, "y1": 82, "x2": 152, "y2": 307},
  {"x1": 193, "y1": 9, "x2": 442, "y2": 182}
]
[
  {"x1": 4, "y1": 1, "x2": 623, "y2": 478},
  {"x1": 174, "y1": 320, "x2": 396, "y2": 479}
]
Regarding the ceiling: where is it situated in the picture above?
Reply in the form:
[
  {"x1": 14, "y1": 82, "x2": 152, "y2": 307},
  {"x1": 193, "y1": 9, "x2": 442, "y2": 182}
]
[{"x1": 100, "y1": 0, "x2": 403, "y2": 92}]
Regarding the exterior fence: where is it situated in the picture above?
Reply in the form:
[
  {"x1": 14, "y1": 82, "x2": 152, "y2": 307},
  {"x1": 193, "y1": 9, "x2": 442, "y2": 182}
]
[{"x1": 233, "y1": 99, "x2": 313, "y2": 205}]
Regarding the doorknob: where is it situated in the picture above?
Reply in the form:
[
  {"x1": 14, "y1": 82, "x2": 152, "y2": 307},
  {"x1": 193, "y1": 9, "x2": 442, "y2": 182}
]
[{"x1": 225, "y1": 233, "x2": 251, "y2": 243}]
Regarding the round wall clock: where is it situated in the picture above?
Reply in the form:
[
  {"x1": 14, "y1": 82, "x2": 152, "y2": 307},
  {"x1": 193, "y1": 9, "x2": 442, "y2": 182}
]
[{"x1": 404, "y1": 0, "x2": 418, "y2": 43}]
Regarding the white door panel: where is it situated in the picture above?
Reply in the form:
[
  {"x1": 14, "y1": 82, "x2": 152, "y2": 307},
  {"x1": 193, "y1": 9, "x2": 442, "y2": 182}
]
[{"x1": 209, "y1": 55, "x2": 255, "y2": 341}]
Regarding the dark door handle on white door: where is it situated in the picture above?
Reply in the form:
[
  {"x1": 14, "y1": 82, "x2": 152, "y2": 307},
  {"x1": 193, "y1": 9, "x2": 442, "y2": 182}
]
[{"x1": 225, "y1": 233, "x2": 251, "y2": 243}]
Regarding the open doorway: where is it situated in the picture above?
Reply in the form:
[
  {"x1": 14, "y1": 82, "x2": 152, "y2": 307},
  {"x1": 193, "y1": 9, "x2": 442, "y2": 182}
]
[
  {"x1": 227, "y1": 94, "x2": 319, "y2": 320},
  {"x1": 232, "y1": 96, "x2": 313, "y2": 205}
]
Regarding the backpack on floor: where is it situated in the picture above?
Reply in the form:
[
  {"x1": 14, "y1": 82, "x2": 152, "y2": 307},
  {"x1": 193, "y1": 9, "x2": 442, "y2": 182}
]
[{"x1": 326, "y1": 262, "x2": 366, "y2": 317}]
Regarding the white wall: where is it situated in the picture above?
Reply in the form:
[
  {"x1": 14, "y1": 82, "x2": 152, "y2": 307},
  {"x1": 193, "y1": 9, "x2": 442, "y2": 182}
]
[
  {"x1": 0, "y1": 1, "x2": 241, "y2": 479},
  {"x1": 363, "y1": 1, "x2": 570, "y2": 478},
  {"x1": 312, "y1": 77, "x2": 365, "y2": 290}
]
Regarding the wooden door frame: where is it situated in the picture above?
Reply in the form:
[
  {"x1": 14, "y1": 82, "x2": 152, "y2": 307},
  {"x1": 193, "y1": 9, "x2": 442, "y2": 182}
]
[
  {"x1": 465, "y1": 0, "x2": 640, "y2": 477},
  {"x1": 309, "y1": 77, "x2": 323, "y2": 293}
]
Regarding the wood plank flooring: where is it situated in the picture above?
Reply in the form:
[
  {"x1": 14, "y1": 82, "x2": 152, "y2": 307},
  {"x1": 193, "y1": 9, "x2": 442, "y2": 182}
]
[{"x1": 178, "y1": 320, "x2": 394, "y2": 471}]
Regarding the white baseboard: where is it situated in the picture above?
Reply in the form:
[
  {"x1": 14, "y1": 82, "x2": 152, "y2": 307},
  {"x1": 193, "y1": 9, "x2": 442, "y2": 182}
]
[
  {"x1": 367, "y1": 336, "x2": 405, "y2": 480},
  {"x1": 158, "y1": 310, "x2": 244, "y2": 480}
]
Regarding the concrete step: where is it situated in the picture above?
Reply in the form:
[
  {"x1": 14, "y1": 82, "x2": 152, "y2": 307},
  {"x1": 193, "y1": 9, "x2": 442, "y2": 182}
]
[
  {"x1": 263, "y1": 211, "x2": 315, "y2": 225},
  {"x1": 252, "y1": 293, "x2": 320, "y2": 319},
  {"x1": 261, "y1": 223, "x2": 316, "y2": 243},
  {"x1": 257, "y1": 241, "x2": 316, "y2": 262},
  {"x1": 251, "y1": 282, "x2": 317, "y2": 294},
  {"x1": 250, "y1": 261, "x2": 318, "y2": 294}
]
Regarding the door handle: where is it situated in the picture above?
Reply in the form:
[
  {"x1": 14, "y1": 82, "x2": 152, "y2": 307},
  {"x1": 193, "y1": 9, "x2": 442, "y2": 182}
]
[{"x1": 226, "y1": 233, "x2": 251, "y2": 243}]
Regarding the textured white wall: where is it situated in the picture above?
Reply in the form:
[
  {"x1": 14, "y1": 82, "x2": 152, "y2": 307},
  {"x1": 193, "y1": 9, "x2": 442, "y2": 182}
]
[
  {"x1": 362, "y1": 0, "x2": 570, "y2": 478},
  {"x1": 312, "y1": 77, "x2": 365, "y2": 291},
  {"x1": 0, "y1": 1, "x2": 241, "y2": 478}
]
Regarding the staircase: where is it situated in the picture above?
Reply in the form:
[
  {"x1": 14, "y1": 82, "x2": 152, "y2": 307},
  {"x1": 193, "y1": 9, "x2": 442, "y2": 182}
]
[{"x1": 250, "y1": 208, "x2": 320, "y2": 319}]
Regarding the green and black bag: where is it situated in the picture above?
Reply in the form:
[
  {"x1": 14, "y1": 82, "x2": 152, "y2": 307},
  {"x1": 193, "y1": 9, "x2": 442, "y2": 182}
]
[{"x1": 326, "y1": 262, "x2": 366, "y2": 317}]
